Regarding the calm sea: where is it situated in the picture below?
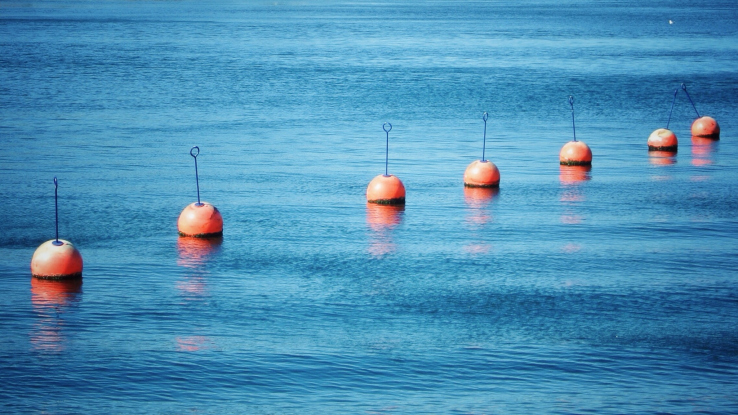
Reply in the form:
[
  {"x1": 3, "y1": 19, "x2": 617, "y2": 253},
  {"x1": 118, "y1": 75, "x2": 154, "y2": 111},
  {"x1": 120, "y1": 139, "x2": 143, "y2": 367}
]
[{"x1": 1, "y1": 0, "x2": 738, "y2": 413}]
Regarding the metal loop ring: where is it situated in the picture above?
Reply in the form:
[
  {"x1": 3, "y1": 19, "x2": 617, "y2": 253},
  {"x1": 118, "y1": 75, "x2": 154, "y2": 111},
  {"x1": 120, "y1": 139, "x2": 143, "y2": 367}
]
[
  {"x1": 568, "y1": 95, "x2": 574, "y2": 106},
  {"x1": 482, "y1": 112, "x2": 488, "y2": 122},
  {"x1": 190, "y1": 146, "x2": 200, "y2": 158},
  {"x1": 383, "y1": 122, "x2": 392, "y2": 133},
  {"x1": 681, "y1": 83, "x2": 687, "y2": 91},
  {"x1": 53, "y1": 176, "x2": 58, "y2": 187}
]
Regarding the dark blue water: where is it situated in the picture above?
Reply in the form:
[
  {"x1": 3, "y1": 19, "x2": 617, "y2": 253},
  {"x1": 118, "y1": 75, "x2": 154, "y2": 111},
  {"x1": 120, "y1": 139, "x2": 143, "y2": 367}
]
[{"x1": 2, "y1": 0, "x2": 738, "y2": 413}]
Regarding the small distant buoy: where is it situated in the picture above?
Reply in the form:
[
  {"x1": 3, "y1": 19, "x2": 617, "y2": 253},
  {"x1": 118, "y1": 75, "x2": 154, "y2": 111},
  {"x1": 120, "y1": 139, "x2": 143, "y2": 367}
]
[
  {"x1": 464, "y1": 112, "x2": 500, "y2": 188},
  {"x1": 367, "y1": 123, "x2": 405, "y2": 205},
  {"x1": 691, "y1": 116, "x2": 720, "y2": 139},
  {"x1": 648, "y1": 128, "x2": 678, "y2": 151},
  {"x1": 560, "y1": 96, "x2": 592, "y2": 166},
  {"x1": 178, "y1": 146, "x2": 223, "y2": 238},
  {"x1": 31, "y1": 178, "x2": 83, "y2": 280},
  {"x1": 681, "y1": 83, "x2": 720, "y2": 139}
]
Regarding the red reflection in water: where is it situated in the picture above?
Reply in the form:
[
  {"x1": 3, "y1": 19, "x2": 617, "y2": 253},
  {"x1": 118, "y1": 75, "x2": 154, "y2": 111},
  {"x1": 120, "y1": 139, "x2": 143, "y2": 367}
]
[
  {"x1": 648, "y1": 150, "x2": 677, "y2": 166},
  {"x1": 463, "y1": 186, "x2": 499, "y2": 209},
  {"x1": 691, "y1": 136, "x2": 718, "y2": 166},
  {"x1": 366, "y1": 203, "x2": 404, "y2": 256},
  {"x1": 176, "y1": 335, "x2": 213, "y2": 352},
  {"x1": 30, "y1": 278, "x2": 82, "y2": 352},
  {"x1": 559, "y1": 165, "x2": 591, "y2": 184},
  {"x1": 463, "y1": 187, "x2": 498, "y2": 255},
  {"x1": 177, "y1": 237, "x2": 222, "y2": 268}
]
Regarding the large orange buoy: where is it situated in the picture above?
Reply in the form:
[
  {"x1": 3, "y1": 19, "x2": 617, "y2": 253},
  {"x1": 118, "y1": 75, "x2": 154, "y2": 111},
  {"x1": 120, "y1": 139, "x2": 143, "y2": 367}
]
[
  {"x1": 367, "y1": 123, "x2": 405, "y2": 205},
  {"x1": 31, "y1": 239, "x2": 83, "y2": 280},
  {"x1": 31, "y1": 177, "x2": 83, "y2": 280},
  {"x1": 178, "y1": 146, "x2": 223, "y2": 237},
  {"x1": 647, "y1": 128, "x2": 678, "y2": 151},
  {"x1": 559, "y1": 141, "x2": 592, "y2": 166},
  {"x1": 560, "y1": 96, "x2": 592, "y2": 166},
  {"x1": 464, "y1": 112, "x2": 501, "y2": 188},
  {"x1": 682, "y1": 83, "x2": 720, "y2": 139},
  {"x1": 691, "y1": 116, "x2": 720, "y2": 139},
  {"x1": 178, "y1": 202, "x2": 223, "y2": 237},
  {"x1": 464, "y1": 160, "x2": 500, "y2": 187}
]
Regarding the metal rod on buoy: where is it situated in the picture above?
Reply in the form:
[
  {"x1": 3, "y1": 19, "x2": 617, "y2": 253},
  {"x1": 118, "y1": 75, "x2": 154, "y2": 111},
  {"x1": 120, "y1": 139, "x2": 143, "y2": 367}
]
[
  {"x1": 481, "y1": 112, "x2": 488, "y2": 162},
  {"x1": 53, "y1": 177, "x2": 62, "y2": 246},
  {"x1": 190, "y1": 146, "x2": 203, "y2": 206},
  {"x1": 666, "y1": 88, "x2": 678, "y2": 129},
  {"x1": 569, "y1": 96, "x2": 577, "y2": 142},
  {"x1": 383, "y1": 122, "x2": 392, "y2": 177},
  {"x1": 681, "y1": 83, "x2": 701, "y2": 118}
]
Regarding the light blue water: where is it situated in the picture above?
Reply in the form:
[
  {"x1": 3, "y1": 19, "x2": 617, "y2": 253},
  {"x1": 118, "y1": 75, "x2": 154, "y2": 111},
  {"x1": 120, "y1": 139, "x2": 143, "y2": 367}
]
[{"x1": 1, "y1": 0, "x2": 738, "y2": 413}]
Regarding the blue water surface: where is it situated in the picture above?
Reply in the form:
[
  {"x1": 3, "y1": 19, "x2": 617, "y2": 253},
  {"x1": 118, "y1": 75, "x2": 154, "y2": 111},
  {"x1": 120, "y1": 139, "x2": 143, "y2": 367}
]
[{"x1": 1, "y1": 0, "x2": 738, "y2": 413}]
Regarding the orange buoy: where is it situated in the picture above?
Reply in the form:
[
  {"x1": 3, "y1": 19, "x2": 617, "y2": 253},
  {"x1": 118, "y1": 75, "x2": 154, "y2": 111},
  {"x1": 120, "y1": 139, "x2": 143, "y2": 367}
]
[
  {"x1": 647, "y1": 128, "x2": 678, "y2": 151},
  {"x1": 464, "y1": 112, "x2": 501, "y2": 188},
  {"x1": 179, "y1": 146, "x2": 223, "y2": 238},
  {"x1": 559, "y1": 140, "x2": 592, "y2": 166},
  {"x1": 31, "y1": 177, "x2": 83, "y2": 280},
  {"x1": 681, "y1": 83, "x2": 720, "y2": 139},
  {"x1": 691, "y1": 116, "x2": 720, "y2": 139},
  {"x1": 178, "y1": 202, "x2": 223, "y2": 237},
  {"x1": 560, "y1": 96, "x2": 592, "y2": 166},
  {"x1": 464, "y1": 160, "x2": 500, "y2": 187},
  {"x1": 367, "y1": 123, "x2": 405, "y2": 205},
  {"x1": 367, "y1": 174, "x2": 405, "y2": 205},
  {"x1": 31, "y1": 239, "x2": 83, "y2": 280}
]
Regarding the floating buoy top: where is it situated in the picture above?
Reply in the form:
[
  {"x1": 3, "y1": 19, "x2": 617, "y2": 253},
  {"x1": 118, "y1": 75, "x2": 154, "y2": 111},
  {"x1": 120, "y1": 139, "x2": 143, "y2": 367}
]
[
  {"x1": 560, "y1": 96, "x2": 592, "y2": 166},
  {"x1": 648, "y1": 128, "x2": 678, "y2": 151},
  {"x1": 367, "y1": 123, "x2": 405, "y2": 205},
  {"x1": 682, "y1": 83, "x2": 720, "y2": 139},
  {"x1": 691, "y1": 116, "x2": 720, "y2": 139},
  {"x1": 31, "y1": 177, "x2": 83, "y2": 280},
  {"x1": 178, "y1": 146, "x2": 223, "y2": 238},
  {"x1": 464, "y1": 112, "x2": 501, "y2": 188}
]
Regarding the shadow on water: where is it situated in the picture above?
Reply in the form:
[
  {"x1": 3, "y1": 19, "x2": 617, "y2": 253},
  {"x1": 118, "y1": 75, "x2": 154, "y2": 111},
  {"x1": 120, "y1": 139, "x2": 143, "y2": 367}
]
[
  {"x1": 366, "y1": 203, "x2": 404, "y2": 257},
  {"x1": 29, "y1": 278, "x2": 82, "y2": 352}
]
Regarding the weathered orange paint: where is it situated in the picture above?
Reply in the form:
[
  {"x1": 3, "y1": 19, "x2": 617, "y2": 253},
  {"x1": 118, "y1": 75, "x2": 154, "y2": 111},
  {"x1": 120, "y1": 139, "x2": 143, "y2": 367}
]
[
  {"x1": 648, "y1": 150, "x2": 677, "y2": 166},
  {"x1": 691, "y1": 116, "x2": 720, "y2": 139},
  {"x1": 31, "y1": 239, "x2": 83, "y2": 279},
  {"x1": 559, "y1": 165, "x2": 592, "y2": 183},
  {"x1": 366, "y1": 174, "x2": 405, "y2": 205},
  {"x1": 177, "y1": 202, "x2": 223, "y2": 237},
  {"x1": 463, "y1": 160, "x2": 500, "y2": 188},
  {"x1": 559, "y1": 141, "x2": 592, "y2": 166},
  {"x1": 647, "y1": 128, "x2": 678, "y2": 151}
]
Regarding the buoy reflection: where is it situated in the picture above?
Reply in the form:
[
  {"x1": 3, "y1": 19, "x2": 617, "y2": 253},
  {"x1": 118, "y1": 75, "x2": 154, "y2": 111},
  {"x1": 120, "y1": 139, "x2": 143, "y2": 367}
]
[
  {"x1": 464, "y1": 186, "x2": 498, "y2": 227},
  {"x1": 176, "y1": 335, "x2": 214, "y2": 352},
  {"x1": 559, "y1": 165, "x2": 591, "y2": 184},
  {"x1": 366, "y1": 203, "x2": 404, "y2": 256},
  {"x1": 176, "y1": 237, "x2": 221, "y2": 299},
  {"x1": 648, "y1": 150, "x2": 677, "y2": 166},
  {"x1": 30, "y1": 278, "x2": 82, "y2": 352},
  {"x1": 691, "y1": 136, "x2": 718, "y2": 166}
]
